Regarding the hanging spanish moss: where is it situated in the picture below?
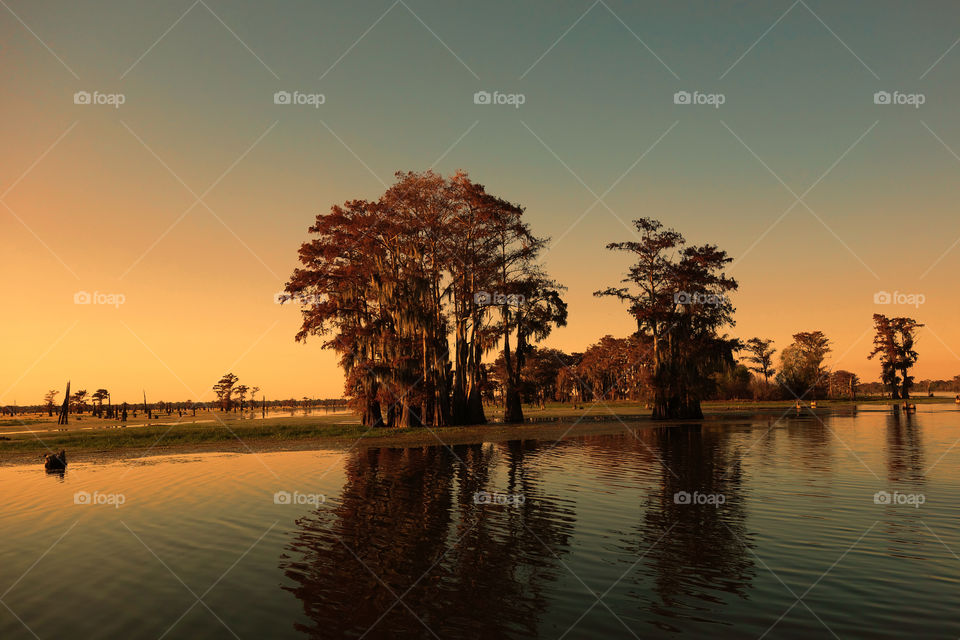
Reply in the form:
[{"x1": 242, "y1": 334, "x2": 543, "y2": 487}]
[{"x1": 285, "y1": 171, "x2": 567, "y2": 428}]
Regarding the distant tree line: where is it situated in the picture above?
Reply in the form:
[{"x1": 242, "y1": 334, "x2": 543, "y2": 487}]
[
  {"x1": 480, "y1": 319, "x2": 929, "y2": 405},
  {"x1": 14, "y1": 382, "x2": 345, "y2": 421}
]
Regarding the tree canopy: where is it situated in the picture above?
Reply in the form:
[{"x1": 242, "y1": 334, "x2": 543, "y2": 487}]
[
  {"x1": 285, "y1": 171, "x2": 566, "y2": 427},
  {"x1": 595, "y1": 217, "x2": 739, "y2": 419}
]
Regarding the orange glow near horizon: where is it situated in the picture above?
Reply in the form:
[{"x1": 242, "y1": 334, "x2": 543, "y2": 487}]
[{"x1": 4, "y1": 2, "x2": 960, "y2": 404}]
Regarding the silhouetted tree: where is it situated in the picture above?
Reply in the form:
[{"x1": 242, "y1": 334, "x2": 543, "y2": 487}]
[
  {"x1": 777, "y1": 331, "x2": 831, "y2": 399},
  {"x1": 869, "y1": 315, "x2": 922, "y2": 399},
  {"x1": 891, "y1": 317, "x2": 923, "y2": 399},
  {"x1": 43, "y1": 389, "x2": 59, "y2": 417},
  {"x1": 71, "y1": 389, "x2": 88, "y2": 414},
  {"x1": 744, "y1": 337, "x2": 775, "y2": 381},
  {"x1": 91, "y1": 389, "x2": 109, "y2": 417},
  {"x1": 234, "y1": 384, "x2": 249, "y2": 413},
  {"x1": 869, "y1": 314, "x2": 900, "y2": 399},
  {"x1": 213, "y1": 373, "x2": 239, "y2": 411},
  {"x1": 595, "y1": 218, "x2": 739, "y2": 419}
]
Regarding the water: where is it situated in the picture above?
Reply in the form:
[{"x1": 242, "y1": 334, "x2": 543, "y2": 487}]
[{"x1": 2, "y1": 405, "x2": 959, "y2": 638}]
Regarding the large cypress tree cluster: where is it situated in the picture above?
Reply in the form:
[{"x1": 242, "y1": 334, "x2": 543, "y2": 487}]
[{"x1": 285, "y1": 171, "x2": 566, "y2": 427}]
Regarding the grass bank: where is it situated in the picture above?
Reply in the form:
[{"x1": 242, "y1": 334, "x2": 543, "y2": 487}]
[{"x1": 1, "y1": 397, "x2": 952, "y2": 464}]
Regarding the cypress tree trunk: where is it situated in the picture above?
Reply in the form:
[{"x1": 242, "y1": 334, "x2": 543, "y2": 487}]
[
  {"x1": 451, "y1": 320, "x2": 469, "y2": 424},
  {"x1": 467, "y1": 336, "x2": 487, "y2": 424},
  {"x1": 504, "y1": 387, "x2": 523, "y2": 423},
  {"x1": 502, "y1": 328, "x2": 524, "y2": 423},
  {"x1": 365, "y1": 398, "x2": 383, "y2": 427},
  {"x1": 399, "y1": 402, "x2": 422, "y2": 428},
  {"x1": 57, "y1": 381, "x2": 70, "y2": 425}
]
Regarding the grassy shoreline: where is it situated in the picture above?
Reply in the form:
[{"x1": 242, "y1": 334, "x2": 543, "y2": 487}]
[{"x1": 1, "y1": 397, "x2": 952, "y2": 465}]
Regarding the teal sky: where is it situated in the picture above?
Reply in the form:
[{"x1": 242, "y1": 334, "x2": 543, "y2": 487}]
[{"x1": 3, "y1": 0, "x2": 960, "y2": 401}]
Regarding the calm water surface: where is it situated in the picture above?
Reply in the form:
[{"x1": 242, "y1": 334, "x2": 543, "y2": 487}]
[{"x1": 2, "y1": 405, "x2": 959, "y2": 639}]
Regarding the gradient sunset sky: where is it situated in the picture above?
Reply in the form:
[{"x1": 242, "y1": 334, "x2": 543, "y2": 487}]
[{"x1": 3, "y1": 0, "x2": 960, "y2": 404}]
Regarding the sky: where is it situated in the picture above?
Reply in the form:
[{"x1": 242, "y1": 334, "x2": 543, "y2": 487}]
[{"x1": 3, "y1": 0, "x2": 960, "y2": 404}]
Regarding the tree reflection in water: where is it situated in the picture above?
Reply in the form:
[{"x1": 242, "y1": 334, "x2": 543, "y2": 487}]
[
  {"x1": 634, "y1": 425, "x2": 754, "y2": 633},
  {"x1": 280, "y1": 428, "x2": 757, "y2": 638},
  {"x1": 880, "y1": 411, "x2": 928, "y2": 558},
  {"x1": 280, "y1": 443, "x2": 575, "y2": 639}
]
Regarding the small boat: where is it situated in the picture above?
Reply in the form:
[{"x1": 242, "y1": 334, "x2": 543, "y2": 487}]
[{"x1": 44, "y1": 450, "x2": 67, "y2": 471}]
